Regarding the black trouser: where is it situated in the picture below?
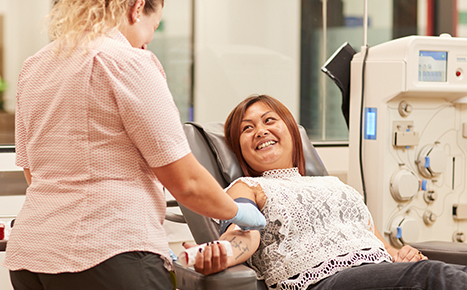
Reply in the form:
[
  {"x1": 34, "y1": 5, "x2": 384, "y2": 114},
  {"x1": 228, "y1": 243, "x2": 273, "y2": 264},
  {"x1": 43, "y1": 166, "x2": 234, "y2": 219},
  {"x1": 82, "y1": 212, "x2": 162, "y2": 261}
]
[
  {"x1": 308, "y1": 260, "x2": 467, "y2": 290},
  {"x1": 10, "y1": 251, "x2": 175, "y2": 290}
]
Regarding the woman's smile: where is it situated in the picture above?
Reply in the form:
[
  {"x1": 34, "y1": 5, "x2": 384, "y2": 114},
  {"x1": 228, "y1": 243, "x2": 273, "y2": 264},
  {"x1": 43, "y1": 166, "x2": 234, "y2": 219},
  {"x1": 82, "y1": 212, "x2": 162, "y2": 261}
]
[{"x1": 256, "y1": 140, "x2": 277, "y2": 150}]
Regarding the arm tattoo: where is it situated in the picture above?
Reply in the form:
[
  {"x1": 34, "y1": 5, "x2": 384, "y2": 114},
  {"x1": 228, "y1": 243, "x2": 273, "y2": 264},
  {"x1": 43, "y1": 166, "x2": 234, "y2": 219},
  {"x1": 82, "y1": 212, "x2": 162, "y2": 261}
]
[{"x1": 228, "y1": 236, "x2": 250, "y2": 260}]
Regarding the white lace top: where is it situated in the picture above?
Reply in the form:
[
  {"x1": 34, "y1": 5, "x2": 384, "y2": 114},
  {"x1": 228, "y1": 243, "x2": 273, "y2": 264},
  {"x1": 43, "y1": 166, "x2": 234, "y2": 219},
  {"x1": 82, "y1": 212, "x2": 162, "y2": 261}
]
[{"x1": 226, "y1": 168, "x2": 392, "y2": 289}]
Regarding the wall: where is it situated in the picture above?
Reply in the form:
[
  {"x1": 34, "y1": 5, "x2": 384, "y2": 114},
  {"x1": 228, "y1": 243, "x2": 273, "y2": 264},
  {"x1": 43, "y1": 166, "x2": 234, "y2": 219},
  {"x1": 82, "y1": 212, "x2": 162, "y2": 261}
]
[
  {"x1": 1, "y1": 0, "x2": 51, "y2": 113},
  {"x1": 315, "y1": 146, "x2": 349, "y2": 182},
  {"x1": 193, "y1": 0, "x2": 302, "y2": 122}
]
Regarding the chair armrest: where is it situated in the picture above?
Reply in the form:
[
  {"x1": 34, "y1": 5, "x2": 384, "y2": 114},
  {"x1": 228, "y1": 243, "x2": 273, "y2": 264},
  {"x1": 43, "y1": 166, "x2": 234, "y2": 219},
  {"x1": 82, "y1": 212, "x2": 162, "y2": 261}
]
[
  {"x1": 410, "y1": 241, "x2": 467, "y2": 266},
  {"x1": 165, "y1": 212, "x2": 186, "y2": 223},
  {"x1": 174, "y1": 261, "x2": 264, "y2": 290},
  {"x1": 165, "y1": 199, "x2": 186, "y2": 223}
]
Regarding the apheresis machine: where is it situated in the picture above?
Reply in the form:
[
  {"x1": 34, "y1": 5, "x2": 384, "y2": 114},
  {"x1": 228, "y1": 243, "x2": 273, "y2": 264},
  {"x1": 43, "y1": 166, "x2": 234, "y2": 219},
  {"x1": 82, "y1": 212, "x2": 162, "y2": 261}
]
[{"x1": 347, "y1": 34, "x2": 467, "y2": 248}]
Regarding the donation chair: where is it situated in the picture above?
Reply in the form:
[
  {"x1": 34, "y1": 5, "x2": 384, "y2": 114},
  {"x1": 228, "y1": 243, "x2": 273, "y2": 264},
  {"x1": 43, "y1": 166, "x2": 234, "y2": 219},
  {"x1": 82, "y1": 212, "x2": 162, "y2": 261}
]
[
  {"x1": 173, "y1": 122, "x2": 328, "y2": 290},
  {"x1": 171, "y1": 122, "x2": 467, "y2": 290}
]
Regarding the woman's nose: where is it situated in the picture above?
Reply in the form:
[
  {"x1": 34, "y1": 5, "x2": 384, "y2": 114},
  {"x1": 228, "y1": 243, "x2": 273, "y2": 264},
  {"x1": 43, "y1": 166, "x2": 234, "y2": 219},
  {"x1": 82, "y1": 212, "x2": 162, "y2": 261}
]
[{"x1": 256, "y1": 127, "x2": 268, "y2": 137}]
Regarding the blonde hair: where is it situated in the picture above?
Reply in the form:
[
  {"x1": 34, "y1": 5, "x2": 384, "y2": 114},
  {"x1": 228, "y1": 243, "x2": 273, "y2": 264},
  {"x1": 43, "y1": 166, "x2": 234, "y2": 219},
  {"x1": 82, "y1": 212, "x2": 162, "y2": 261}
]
[{"x1": 49, "y1": 0, "x2": 163, "y2": 52}]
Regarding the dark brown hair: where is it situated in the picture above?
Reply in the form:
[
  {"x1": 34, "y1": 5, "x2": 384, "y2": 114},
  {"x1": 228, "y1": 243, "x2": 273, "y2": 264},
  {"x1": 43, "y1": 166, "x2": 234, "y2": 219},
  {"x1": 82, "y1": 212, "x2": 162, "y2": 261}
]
[{"x1": 224, "y1": 94, "x2": 305, "y2": 177}]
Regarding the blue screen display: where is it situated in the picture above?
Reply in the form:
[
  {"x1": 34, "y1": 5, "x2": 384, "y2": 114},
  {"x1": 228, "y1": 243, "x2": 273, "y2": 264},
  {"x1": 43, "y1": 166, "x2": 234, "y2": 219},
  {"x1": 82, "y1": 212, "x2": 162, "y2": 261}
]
[
  {"x1": 364, "y1": 108, "x2": 377, "y2": 140},
  {"x1": 419, "y1": 51, "x2": 447, "y2": 82}
]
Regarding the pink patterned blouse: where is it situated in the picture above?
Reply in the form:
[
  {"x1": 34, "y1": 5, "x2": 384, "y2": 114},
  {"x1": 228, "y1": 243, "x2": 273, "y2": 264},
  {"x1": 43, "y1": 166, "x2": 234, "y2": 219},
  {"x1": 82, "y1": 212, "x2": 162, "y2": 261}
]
[{"x1": 4, "y1": 29, "x2": 190, "y2": 273}]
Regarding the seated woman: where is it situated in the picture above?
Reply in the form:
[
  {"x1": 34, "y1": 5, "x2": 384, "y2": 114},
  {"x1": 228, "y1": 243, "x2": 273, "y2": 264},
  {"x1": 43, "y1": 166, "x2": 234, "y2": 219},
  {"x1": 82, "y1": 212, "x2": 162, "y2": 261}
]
[{"x1": 184, "y1": 94, "x2": 467, "y2": 289}]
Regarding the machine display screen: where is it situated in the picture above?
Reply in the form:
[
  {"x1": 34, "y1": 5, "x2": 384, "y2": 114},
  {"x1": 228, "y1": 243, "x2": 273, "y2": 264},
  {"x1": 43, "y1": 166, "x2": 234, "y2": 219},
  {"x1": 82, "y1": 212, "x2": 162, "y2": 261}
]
[
  {"x1": 364, "y1": 107, "x2": 377, "y2": 140},
  {"x1": 419, "y1": 51, "x2": 447, "y2": 82}
]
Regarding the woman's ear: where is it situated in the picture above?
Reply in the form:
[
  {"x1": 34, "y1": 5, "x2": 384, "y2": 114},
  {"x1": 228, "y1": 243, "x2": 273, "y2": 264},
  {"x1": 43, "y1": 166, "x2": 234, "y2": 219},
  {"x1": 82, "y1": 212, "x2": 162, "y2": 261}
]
[{"x1": 129, "y1": 0, "x2": 145, "y2": 24}]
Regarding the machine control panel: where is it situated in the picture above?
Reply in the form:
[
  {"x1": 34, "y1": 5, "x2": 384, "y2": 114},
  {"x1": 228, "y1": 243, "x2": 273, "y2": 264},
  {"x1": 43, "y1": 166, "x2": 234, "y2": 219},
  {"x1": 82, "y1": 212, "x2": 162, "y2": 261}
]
[{"x1": 348, "y1": 35, "x2": 467, "y2": 247}]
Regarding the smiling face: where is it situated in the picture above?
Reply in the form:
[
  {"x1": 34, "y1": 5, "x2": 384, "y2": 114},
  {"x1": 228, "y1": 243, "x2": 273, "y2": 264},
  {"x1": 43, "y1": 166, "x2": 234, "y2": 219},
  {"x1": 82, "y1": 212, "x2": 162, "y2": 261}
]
[{"x1": 239, "y1": 102, "x2": 294, "y2": 173}]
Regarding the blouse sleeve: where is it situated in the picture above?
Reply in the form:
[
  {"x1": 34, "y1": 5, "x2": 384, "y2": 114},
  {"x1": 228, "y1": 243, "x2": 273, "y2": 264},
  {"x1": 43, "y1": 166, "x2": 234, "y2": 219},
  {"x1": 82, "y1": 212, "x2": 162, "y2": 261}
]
[{"x1": 95, "y1": 50, "x2": 191, "y2": 168}]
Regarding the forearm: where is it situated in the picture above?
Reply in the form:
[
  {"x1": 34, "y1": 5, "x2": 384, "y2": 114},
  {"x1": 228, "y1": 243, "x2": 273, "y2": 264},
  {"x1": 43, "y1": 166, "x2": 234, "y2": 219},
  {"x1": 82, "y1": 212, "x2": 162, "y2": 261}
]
[
  {"x1": 220, "y1": 227, "x2": 261, "y2": 267},
  {"x1": 23, "y1": 168, "x2": 31, "y2": 185},
  {"x1": 374, "y1": 227, "x2": 398, "y2": 258},
  {"x1": 152, "y1": 153, "x2": 238, "y2": 220}
]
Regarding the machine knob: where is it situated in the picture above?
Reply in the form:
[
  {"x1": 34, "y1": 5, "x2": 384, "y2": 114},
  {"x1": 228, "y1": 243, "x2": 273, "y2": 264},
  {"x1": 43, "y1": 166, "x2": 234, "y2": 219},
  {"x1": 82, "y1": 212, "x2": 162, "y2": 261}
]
[
  {"x1": 423, "y1": 190, "x2": 437, "y2": 203},
  {"x1": 398, "y1": 101, "x2": 413, "y2": 117},
  {"x1": 423, "y1": 210, "x2": 437, "y2": 225},
  {"x1": 417, "y1": 144, "x2": 447, "y2": 178},
  {"x1": 390, "y1": 169, "x2": 419, "y2": 202},
  {"x1": 452, "y1": 231, "x2": 466, "y2": 243}
]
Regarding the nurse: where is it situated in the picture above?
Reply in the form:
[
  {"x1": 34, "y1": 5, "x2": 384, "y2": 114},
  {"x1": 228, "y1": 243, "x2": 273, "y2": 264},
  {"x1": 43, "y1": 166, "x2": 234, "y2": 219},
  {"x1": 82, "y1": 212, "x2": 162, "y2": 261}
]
[{"x1": 4, "y1": 1, "x2": 265, "y2": 289}]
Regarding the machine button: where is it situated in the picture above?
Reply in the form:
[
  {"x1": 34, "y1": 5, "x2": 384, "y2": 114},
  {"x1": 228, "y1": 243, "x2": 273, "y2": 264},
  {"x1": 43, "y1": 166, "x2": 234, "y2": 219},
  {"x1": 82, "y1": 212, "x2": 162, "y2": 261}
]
[
  {"x1": 421, "y1": 179, "x2": 428, "y2": 191},
  {"x1": 424, "y1": 156, "x2": 430, "y2": 168},
  {"x1": 396, "y1": 227, "x2": 402, "y2": 239}
]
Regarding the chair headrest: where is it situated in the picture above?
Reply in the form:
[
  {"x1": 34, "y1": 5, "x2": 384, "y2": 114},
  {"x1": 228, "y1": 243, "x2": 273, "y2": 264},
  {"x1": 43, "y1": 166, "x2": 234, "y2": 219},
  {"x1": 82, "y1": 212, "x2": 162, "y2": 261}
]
[{"x1": 186, "y1": 122, "x2": 328, "y2": 184}]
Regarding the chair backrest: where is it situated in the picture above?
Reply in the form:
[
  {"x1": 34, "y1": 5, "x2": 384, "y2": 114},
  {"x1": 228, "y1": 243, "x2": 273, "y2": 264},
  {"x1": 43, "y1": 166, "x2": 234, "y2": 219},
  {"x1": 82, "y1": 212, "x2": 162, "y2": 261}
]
[{"x1": 181, "y1": 122, "x2": 328, "y2": 244}]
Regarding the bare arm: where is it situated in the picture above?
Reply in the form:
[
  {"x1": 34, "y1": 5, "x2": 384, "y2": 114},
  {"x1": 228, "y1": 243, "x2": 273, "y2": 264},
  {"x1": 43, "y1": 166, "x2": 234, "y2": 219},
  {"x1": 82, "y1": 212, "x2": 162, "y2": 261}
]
[
  {"x1": 221, "y1": 224, "x2": 261, "y2": 266},
  {"x1": 374, "y1": 227, "x2": 427, "y2": 262},
  {"x1": 374, "y1": 227, "x2": 397, "y2": 258},
  {"x1": 23, "y1": 168, "x2": 31, "y2": 185},
  {"x1": 152, "y1": 153, "x2": 238, "y2": 220},
  {"x1": 186, "y1": 224, "x2": 261, "y2": 276},
  {"x1": 185, "y1": 181, "x2": 262, "y2": 275}
]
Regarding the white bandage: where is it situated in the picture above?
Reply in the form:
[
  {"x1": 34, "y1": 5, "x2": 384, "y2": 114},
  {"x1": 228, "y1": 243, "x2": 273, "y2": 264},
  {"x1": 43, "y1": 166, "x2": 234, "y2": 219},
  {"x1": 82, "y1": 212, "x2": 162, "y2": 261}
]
[{"x1": 178, "y1": 240, "x2": 233, "y2": 268}]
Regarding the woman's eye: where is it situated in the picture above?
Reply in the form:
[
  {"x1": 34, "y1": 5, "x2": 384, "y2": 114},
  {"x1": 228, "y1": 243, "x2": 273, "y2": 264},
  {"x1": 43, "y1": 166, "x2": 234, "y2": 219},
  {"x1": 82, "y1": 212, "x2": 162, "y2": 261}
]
[
  {"x1": 242, "y1": 125, "x2": 253, "y2": 132},
  {"x1": 265, "y1": 117, "x2": 276, "y2": 123}
]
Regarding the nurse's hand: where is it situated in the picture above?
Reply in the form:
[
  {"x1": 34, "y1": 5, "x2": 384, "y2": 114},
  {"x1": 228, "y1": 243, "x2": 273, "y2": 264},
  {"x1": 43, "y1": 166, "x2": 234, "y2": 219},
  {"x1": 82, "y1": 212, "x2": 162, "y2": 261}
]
[
  {"x1": 227, "y1": 202, "x2": 266, "y2": 231},
  {"x1": 183, "y1": 242, "x2": 229, "y2": 275},
  {"x1": 393, "y1": 245, "x2": 428, "y2": 262}
]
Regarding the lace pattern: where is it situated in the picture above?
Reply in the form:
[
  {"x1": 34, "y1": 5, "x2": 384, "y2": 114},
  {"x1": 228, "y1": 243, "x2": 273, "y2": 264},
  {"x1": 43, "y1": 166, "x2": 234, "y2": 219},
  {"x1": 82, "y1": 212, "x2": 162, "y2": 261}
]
[
  {"x1": 272, "y1": 248, "x2": 390, "y2": 289},
  {"x1": 229, "y1": 168, "x2": 393, "y2": 289},
  {"x1": 262, "y1": 168, "x2": 300, "y2": 179}
]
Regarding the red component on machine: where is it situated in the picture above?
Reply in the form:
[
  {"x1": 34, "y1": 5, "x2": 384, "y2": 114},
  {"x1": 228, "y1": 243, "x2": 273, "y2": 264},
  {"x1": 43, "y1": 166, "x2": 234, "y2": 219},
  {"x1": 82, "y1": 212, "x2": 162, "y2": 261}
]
[{"x1": 0, "y1": 223, "x2": 5, "y2": 240}]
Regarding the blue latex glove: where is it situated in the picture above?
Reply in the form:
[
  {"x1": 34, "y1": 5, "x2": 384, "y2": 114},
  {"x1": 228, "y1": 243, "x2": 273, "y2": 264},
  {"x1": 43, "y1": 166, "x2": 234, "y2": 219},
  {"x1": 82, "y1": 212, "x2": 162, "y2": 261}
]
[
  {"x1": 169, "y1": 249, "x2": 178, "y2": 261},
  {"x1": 228, "y1": 202, "x2": 266, "y2": 231}
]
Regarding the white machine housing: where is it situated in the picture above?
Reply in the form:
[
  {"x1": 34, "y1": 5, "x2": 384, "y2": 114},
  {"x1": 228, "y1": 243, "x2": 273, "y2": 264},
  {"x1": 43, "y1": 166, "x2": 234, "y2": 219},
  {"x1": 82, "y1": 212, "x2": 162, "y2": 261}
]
[{"x1": 348, "y1": 35, "x2": 467, "y2": 247}]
